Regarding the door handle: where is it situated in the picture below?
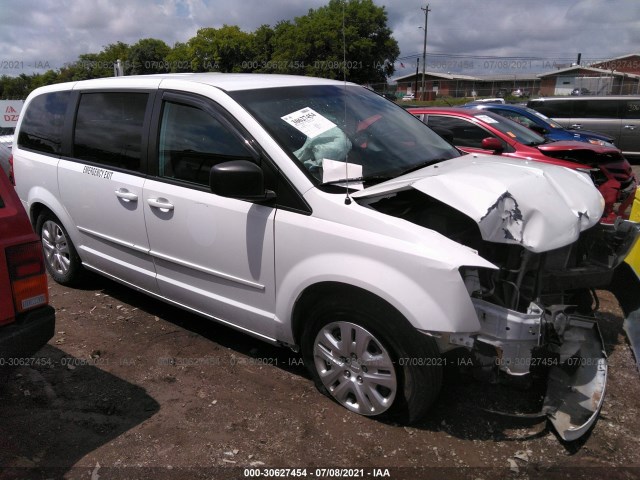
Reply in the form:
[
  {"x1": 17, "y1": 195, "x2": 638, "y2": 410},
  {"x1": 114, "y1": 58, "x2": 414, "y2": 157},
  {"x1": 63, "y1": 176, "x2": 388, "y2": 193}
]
[
  {"x1": 624, "y1": 124, "x2": 636, "y2": 130},
  {"x1": 571, "y1": 124, "x2": 582, "y2": 129},
  {"x1": 147, "y1": 197, "x2": 174, "y2": 211},
  {"x1": 115, "y1": 188, "x2": 138, "y2": 202}
]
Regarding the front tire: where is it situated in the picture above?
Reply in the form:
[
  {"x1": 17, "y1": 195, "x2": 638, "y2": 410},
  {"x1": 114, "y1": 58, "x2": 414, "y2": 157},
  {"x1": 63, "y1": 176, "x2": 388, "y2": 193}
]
[
  {"x1": 301, "y1": 295, "x2": 442, "y2": 424},
  {"x1": 36, "y1": 212, "x2": 83, "y2": 286}
]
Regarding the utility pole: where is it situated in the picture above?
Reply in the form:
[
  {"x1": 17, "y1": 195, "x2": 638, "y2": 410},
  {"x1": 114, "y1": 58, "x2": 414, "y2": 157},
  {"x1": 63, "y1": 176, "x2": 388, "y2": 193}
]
[
  {"x1": 420, "y1": 4, "x2": 430, "y2": 101},
  {"x1": 414, "y1": 57, "x2": 419, "y2": 97}
]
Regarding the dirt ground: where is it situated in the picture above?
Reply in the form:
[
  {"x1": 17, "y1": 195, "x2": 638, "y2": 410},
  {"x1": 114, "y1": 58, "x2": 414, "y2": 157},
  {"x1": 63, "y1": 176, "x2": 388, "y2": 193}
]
[{"x1": 0, "y1": 267, "x2": 639, "y2": 480}]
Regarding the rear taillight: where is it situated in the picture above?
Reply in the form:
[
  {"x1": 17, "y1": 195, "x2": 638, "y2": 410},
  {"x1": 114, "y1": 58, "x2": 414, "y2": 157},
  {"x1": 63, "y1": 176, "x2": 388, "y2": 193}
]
[
  {"x1": 8, "y1": 153, "x2": 14, "y2": 185},
  {"x1": 6, "y1": 241, "x2": 49, "y2": 314}
]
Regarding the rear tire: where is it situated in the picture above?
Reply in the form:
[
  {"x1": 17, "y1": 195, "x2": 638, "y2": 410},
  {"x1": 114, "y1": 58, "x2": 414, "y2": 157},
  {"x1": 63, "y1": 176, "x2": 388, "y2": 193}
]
[
  {"x1": 36, "y1": 212, "x2": 83, "y2": 286},
  {"x1": 301, "y1": 294, "x2": 442, "y2": 424}
]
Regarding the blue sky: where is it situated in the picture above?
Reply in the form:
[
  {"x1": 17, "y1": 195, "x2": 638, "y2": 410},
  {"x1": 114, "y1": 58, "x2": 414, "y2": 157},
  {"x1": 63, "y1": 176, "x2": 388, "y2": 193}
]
[{"x1": 0, "y1": 0, "x2": 638, "y2": 79}]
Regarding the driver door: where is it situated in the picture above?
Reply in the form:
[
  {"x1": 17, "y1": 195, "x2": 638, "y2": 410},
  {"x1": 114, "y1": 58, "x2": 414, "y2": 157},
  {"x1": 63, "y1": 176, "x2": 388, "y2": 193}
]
[{"x1": 143, "y1": 92, "x2": 277, "y2": 337}]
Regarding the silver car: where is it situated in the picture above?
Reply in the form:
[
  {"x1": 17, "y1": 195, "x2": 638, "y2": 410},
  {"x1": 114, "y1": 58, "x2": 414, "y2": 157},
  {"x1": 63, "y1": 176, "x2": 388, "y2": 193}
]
[{"x1": 527, "y1": 96, "x2": 640, "y2": 158}]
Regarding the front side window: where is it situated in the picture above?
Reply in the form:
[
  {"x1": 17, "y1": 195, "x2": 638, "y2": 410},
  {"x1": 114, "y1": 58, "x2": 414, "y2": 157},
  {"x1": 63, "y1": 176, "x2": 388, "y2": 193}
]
[
  {"x1": 158, "y1": 102, "x2": 251, "y2": 186},
  {"x1": 18, "y1": 91, "x2": 70, "y2": 154},
  {"x1": 529, "y1": 100, "x2": 574, "y2": 118},
  {"x1": 73, "y1": 92, "x2": 148, "y2": 171},
  {"x1": 426, "y1": 115, "x2": 495, "y2": 149}
]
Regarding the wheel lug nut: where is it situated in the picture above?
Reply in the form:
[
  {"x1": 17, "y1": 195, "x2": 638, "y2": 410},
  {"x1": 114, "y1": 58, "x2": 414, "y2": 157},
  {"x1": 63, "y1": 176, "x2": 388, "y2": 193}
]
[
  {"x1": 344, "y1": 371, "x2": 350, "y2": 378},
  {"x1": 362, "y1": 366, "x2": 368, "y2": 373},
  {"x1": 357, "y1": 376, "x2": 363, "y2": 384}
]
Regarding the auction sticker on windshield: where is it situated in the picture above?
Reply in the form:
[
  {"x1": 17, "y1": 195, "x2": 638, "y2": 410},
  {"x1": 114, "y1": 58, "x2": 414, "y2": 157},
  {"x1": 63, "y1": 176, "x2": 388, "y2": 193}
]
[
  {"x1": 281, "y1": 107, "x2": 337, "y2": 139},
  {"x1": 475, "y1": 114, "x2": 498, "y2": 124}
]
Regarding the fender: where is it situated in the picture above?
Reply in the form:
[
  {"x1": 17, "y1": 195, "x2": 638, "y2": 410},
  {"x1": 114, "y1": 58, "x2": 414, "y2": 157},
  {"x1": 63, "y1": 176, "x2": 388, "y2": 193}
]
[
  {"x1": 275, "y1": 252, "x2": 484, "y2": 345},
  {"x1": 272, "y1": 206, "x2": 496, "y2": 344}
]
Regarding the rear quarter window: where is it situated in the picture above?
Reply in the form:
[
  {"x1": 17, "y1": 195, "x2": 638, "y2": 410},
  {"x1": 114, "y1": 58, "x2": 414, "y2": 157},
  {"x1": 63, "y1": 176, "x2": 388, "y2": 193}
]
[{"x1": 17, "y1": 91, "x2": 70, "y2": 154}]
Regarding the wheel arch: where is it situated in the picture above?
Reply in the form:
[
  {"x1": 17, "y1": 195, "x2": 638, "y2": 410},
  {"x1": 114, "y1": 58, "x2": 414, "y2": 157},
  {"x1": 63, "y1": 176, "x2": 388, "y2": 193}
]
[
  {"x1": 26, "y1": 191, "x2": 81, "y2": 252},
  {"x1": 278, "y1": 253, "x2": 482, "y2": 347},
  {"x1": 292, "y1": 281, "x2": 423, "y2": 348}
]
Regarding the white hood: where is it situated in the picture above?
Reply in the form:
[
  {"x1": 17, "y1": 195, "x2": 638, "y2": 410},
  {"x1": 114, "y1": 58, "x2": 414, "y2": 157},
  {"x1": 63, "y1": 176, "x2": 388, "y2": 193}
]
[{"x1": 353, "y1": 155, "x2": 604, "y2": 252}]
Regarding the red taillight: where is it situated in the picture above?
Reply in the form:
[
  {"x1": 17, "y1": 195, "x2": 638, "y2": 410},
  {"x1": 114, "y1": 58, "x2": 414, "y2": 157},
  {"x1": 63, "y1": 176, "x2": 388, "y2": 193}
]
[
  {"x1": 8, "y1": 153, "x2": 14, "y2": 185},
  {"x1": 6, "y1": 241, "x2": 49, "y2": 314}
]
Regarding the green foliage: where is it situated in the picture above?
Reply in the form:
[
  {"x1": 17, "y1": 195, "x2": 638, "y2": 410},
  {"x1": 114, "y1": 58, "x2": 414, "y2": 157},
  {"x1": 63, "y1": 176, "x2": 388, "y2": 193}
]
[
  {"x1": 187, "y1": 25, "x2": 254, "y2": 72},
  {"x1": 0, "y1": 0, "x2": 399, "y2": 98},
  {"x1": 165, "y1": 42, "x2": 192, "y2": 72},
  {"x1": 72, "y1": 41, "x2": 131, "y2": 80},
  {"x1": 270, "y1": 0, "x2": 399, "y2": 83},
  {"x1": 128, "y1": 38, "x2": 171, "y2": 74},
  {"x1": 0, "y1": 74, "x2": 31, "y2": 99}
]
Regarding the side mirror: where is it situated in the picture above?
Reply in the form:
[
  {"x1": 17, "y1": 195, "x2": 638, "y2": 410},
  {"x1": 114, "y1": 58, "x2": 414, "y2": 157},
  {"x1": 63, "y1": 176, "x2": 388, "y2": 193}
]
[
  {"x1": 209, "y1": 160, "x2": 276, "y2": 202},
  {"x1": 481, "y1": 137, "x2": 504, "y2": 154}
]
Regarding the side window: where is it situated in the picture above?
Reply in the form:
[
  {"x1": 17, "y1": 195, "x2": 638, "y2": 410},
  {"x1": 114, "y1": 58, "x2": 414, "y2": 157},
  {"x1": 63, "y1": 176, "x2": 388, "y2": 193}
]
[
  {"x1": 530, "y1": 100, "x2": 574, "y2": 118},
  {"x1": 17, "y1": 91, "x2": 70, "y2": 154},
  {"x1": 158, "y1": 101, "x2": 250, "y2": 186},
  {"x1": 574, "y1": 100, "x2": 618, "y2": 118},
  {"x1": 427, "y1": 116, "x2": 493, "y2": 149},
  {"x1": 73, "y1": 92, "x2": 148, "y2": 172},
  {"x1": 623, "y1": 100, "x2": 640, "y2": 119}
]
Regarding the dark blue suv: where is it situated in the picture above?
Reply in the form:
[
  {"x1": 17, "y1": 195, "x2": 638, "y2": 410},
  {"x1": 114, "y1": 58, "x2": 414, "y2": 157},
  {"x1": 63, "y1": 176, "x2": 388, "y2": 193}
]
[{"x1": 462, "y1": 103, "x2": 616, "y2": 146}]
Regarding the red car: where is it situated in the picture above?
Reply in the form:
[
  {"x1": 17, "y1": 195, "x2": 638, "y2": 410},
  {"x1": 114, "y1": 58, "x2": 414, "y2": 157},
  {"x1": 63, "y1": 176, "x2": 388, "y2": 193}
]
[
  {"x1": 0, "y1": 167, "x2": 54, "y2": 378},
  {"x1": 408, "y1": 107, "x2": 637, "y2": 223}
]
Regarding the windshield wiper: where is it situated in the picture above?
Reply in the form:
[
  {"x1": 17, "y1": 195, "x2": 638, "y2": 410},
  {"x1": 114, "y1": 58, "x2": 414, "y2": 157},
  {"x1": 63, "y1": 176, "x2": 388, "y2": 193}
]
[{"x1": 321, "y1": 173, "x2": 394, "y2": 186}]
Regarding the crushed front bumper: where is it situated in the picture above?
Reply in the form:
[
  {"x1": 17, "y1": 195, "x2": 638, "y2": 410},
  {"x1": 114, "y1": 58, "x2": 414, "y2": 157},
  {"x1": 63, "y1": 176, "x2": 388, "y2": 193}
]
[{"x1": 542, "y1": 318, "x2": 607, "y2": 441}]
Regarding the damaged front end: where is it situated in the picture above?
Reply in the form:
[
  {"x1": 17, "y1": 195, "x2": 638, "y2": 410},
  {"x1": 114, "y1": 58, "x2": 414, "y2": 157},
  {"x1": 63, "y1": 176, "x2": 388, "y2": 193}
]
[
  {"x1": 355, "y1": 157, "x2": 640, "y2": 440},
  {"x1": 458, "y1": 219, "x2": 638, "y2": 441}
]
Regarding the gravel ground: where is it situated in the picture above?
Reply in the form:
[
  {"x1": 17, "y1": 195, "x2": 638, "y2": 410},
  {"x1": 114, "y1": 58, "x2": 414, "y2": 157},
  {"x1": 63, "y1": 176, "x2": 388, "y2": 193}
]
[{"x1": 0, "y1": 268, "x2": 639, "y2": 480}]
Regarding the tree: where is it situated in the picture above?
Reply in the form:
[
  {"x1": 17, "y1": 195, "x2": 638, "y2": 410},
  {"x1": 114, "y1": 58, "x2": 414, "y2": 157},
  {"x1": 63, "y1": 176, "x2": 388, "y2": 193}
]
[
  {"x1": 187, "y1": 25, "x2": 254, "y2": 72},
  {"x1": 71, "y1": 41, "x2": 130, "y2": 80},
  {"x1": 165, "y1": 42, "x2": 192, "y2": 72},
  {"x1": 0, "y1": 74, "x2": 31, "y2": 99},
  {"x1": 250, "y1": 24, "x2": 276, "y2": 72},
  {"x1": 270, "y1": 0, "x2": 399, "y2": 83},
  {"x1": 128, "y1": 38, "x2": 171, "y2": 75}
]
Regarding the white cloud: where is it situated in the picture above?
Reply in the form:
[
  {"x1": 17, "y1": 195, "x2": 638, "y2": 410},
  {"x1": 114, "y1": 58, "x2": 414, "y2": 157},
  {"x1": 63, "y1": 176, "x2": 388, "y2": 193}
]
[{"x1": 0, "y1": 0, "x2": 637, "y2": 77}]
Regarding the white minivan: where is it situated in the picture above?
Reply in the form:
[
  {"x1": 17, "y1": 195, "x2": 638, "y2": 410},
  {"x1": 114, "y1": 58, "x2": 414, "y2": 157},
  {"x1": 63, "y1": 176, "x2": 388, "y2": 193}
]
[{"x1": 12, "y1": 74, "x2": 640, "y2": 440}]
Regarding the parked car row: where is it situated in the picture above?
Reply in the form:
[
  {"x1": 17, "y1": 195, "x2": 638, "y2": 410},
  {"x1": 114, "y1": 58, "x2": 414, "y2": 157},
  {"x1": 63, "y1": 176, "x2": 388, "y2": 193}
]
[
  {"x1": 410, "y1": 107, "x2": 637, "y2": 223},
  {"x1": 461, "y1": 103, "x2": 615, "y2": 145}
]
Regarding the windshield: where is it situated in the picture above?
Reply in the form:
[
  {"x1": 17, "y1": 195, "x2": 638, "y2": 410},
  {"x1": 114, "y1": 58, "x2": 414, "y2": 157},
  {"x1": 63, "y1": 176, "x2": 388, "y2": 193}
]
[
  {"x1": 527, "y1": 108, "x2": 564, "y2": 129},
  {"x1": 230, "y1": 85, "x2": 459, "y2": 186},
  {"x1": 472, "y1": 111, "x2": 547, "y2": 146}
]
